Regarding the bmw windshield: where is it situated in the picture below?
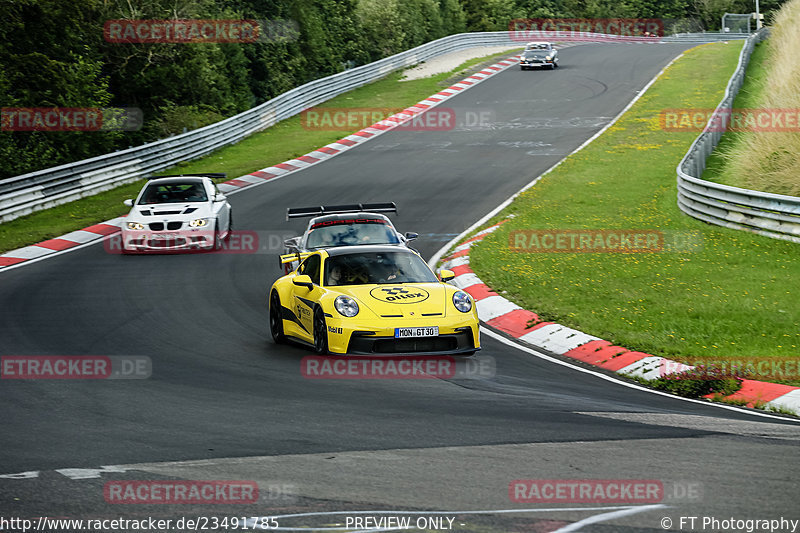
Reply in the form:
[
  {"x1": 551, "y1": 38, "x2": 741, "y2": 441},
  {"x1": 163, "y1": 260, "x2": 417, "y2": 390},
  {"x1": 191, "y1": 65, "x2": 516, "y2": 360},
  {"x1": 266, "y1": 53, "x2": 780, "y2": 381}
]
[{"x1": 138, "y1": 182, "x2": 208, "y2": 204}]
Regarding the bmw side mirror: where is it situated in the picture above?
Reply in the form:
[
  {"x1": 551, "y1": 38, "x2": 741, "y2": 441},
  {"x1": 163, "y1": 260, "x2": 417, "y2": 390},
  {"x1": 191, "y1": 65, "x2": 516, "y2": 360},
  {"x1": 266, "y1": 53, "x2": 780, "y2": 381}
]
[
  {"x1": 404, "y1": 232, "x2": 419, "y2": 242},
  {"x1": 214, "y1": 193, "x2": 227, "y2": 202},
  {"x1": 123, "y1": 199, "x2": 134, "y2": 207}
]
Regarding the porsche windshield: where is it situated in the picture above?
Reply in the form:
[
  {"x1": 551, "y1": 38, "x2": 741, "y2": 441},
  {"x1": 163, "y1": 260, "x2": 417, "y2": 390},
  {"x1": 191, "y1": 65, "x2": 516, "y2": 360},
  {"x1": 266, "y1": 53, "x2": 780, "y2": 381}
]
[
  {"x1": 139, "y1": 182, "x2": 208, "y2": 204},
  {"x1": 324, "y1": 251, "x2": 437, "y2": 286},
  {"x1": 306, "y1": 220, "x2": 401, "y2": 249}
]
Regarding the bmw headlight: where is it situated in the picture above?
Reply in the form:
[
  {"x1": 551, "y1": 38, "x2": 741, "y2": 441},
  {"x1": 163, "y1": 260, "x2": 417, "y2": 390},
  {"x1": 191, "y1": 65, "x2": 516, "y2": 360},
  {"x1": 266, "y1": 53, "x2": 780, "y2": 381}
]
[
  {"x1": 452, "y1": 291, "x2": 472, "y2": 313},
  {"x1": 126, "y1": 222, "x2": 144, "y2": 230},
  {"x1": 189, "y1": 219, "x2": 208, "y2": 227},
  {"x1": 334, "y1": 295, "x2": 359, "y2": 317},
  {"x1": 546, "y1": 56, "x2": 552, "y2": 60}
]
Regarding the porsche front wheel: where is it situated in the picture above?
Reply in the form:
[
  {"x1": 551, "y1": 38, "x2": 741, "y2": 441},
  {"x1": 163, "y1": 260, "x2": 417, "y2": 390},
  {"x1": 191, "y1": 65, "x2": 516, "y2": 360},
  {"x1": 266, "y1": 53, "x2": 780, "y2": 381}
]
[
  {"x1": 269, "y1": 291, "x2": 286, "y2": 344},
  {"x1": 313, "y1": 309, "x2": 329, "y2": 355}
]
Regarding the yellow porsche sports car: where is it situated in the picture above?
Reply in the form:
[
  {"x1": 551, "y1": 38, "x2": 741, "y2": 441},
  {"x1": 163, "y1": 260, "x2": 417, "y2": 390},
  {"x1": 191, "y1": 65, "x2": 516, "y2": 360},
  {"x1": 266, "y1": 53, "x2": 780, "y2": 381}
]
[{"x1": 269, "y1": 245, "x2": 480, "y2": 355}]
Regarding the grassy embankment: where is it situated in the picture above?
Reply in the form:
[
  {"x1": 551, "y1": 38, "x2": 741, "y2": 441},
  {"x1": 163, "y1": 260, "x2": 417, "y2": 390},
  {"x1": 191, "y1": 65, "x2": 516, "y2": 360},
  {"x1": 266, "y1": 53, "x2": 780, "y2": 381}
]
[
  {"x1": 465, "y1": 41, "x2": 800, "y2": 389},
  {"x1": 703, "y1": 0, "x2": 800, "y2": 196}
]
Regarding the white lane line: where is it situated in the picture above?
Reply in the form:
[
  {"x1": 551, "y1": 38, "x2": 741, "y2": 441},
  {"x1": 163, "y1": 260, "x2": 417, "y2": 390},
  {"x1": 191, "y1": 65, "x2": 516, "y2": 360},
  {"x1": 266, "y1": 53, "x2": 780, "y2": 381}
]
[
  {"x1": 0, "y1": 471, "x2": 39, "y2": 479},
  {"x1": 551, "y1": 503, "x2": 667, "y2": 533},
  {"x1": 482, "y1": 327, "x2": 800, "y2": 423},
  {"x1": 54, "y1": 466, "x2": 129, "y2": 480}
]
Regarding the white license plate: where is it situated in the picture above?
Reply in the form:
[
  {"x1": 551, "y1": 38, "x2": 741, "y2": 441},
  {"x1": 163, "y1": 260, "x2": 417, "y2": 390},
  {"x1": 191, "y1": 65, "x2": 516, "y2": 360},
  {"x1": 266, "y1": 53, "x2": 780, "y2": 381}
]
[
  {"x1": 152, "y1": 233, "x2": 177, "y2": 240},
  {"x1": 395, "y1": 327, "x2": 438, "y2": 338}
]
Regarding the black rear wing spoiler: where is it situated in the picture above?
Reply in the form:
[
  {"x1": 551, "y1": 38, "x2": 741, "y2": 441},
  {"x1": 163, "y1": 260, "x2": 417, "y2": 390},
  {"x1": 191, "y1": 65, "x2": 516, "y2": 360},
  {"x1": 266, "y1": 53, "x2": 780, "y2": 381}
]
[{"x1": 286, "y1": 202, "x2": 397, "y2": 221}]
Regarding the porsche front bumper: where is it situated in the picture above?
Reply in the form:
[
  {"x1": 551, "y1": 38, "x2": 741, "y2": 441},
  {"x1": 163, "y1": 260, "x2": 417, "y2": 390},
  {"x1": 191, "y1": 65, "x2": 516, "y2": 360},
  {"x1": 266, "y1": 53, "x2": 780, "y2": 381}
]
[{"x1": 324, "y1": 315, "x2": 480, "y2": 355}]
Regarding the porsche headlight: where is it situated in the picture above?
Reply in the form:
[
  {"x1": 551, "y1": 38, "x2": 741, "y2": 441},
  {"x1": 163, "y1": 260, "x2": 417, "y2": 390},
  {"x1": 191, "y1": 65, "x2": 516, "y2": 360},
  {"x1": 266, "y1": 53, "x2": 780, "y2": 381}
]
[
  {"x1": 453, "y1": 291, "x2": 472, "y2": 313},
  {"x1": 126, "y1": 222, "x2": 144, "y2": 230},
  {"x1": 334, "y1": 295, "x2": 359, "y2": 317},
  {"x1": 189, "y1": 219, "x2": 208, "y2": 227}
]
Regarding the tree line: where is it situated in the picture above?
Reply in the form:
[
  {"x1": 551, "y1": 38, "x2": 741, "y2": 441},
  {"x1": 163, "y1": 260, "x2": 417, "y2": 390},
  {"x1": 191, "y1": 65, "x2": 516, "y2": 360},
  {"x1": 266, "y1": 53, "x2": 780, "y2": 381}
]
[{"x1": 0, "y1": 0, "x2": 785, "y2": 180}]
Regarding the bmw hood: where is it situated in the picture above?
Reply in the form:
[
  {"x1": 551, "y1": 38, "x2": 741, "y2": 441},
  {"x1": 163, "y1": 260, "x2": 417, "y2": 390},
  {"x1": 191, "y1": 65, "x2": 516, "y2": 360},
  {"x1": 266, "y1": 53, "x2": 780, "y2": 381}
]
[{"x1": 130, "y1": 203, "x2": 213, "y2": 221}]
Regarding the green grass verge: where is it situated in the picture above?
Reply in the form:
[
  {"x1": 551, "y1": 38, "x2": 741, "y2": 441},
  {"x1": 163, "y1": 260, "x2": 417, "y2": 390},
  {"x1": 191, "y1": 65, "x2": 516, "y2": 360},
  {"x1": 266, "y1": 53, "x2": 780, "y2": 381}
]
[
  {"x1": 468, "y1": 42, "x2": 800, "y2": 385},
  {"x1": 701, "y1": 40, "x2": 770, "y2": 183},
  {"x1": 0, "y1": 49, "x2": 519, "y2": 254},
  {"x1": 624, "y1": 373, "x2": 741, "y2": 399}
]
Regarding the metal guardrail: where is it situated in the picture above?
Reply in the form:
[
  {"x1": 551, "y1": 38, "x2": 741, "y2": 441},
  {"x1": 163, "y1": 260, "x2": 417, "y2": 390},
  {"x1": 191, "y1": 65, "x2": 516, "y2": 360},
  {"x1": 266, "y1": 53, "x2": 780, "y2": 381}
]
[
  {"x1": 661, "y1": 31, "x2": 751, "y2": 41},
  {"x1": 0, "y1": 30, "x2": 751, "y2": 223},
  {"x1": 676, "y1": 28, "x2": 800, "y2": 243}
]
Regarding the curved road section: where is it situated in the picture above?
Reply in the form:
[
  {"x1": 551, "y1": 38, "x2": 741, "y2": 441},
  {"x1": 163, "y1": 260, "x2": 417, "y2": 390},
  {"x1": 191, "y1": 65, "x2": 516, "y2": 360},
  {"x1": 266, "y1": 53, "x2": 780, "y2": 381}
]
[{"x1": 2, "y1": 43, "x2": 799, "y2": 532}]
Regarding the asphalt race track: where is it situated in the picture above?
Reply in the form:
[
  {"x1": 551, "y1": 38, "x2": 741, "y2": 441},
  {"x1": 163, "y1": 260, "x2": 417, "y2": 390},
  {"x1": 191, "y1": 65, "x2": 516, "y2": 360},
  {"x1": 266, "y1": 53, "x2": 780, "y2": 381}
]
[{"x1": 2, "y1": 43, "x2": 799, "y2": 532}]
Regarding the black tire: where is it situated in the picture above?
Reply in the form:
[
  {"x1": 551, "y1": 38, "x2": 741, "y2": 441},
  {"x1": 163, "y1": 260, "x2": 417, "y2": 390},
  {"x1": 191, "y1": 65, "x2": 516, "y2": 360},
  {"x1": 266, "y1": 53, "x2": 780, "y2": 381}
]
[
  {"x1": 213, "y1": 219, "x2": 223, "y2": 250},
  {"x1": 120, "y1": 238, "x2": 132, "y2": 255},
  {"x1": 269, "y1": 291, "x2": 286, "y2": 344},
  {"x1": 313, "y1": 309, "x2": 328, "y2": 355}
]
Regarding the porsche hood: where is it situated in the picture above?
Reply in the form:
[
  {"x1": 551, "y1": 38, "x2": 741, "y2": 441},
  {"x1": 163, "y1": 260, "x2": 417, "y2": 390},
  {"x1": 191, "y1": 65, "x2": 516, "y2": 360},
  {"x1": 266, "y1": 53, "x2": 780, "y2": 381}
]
[{"x1": 331, "y1": 283, "x2": 451, "y2": 317}]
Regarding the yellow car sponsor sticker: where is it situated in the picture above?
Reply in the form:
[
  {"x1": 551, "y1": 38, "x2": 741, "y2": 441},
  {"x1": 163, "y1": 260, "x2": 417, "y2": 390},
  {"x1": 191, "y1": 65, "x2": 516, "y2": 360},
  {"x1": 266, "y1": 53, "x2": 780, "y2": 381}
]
[{"x1": 369, "y1": 286, "x2": 430, "y2": 304}]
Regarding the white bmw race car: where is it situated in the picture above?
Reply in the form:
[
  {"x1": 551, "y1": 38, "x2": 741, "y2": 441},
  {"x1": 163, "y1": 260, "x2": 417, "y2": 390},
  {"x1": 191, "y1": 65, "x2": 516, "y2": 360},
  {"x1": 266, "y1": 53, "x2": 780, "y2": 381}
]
[{"x1": 120, "y1": 174, "x2": 233, "y2": 253}]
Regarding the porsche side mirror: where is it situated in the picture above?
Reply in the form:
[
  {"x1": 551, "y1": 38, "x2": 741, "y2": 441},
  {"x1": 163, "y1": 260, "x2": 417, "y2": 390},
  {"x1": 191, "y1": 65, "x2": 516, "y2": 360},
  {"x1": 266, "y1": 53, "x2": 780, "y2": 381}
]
[
  {"x1": 404, "y1": 232, "x2": 419, "y2": 242},
  {"x1": 439, "y1": 269, "x2": 455, "y2": 283},
  {"x1": 292, "y1": 274, "x2": 314, "y2": 289},
  {"x1": 123, "y1": 199, "x2": 134, "y2": 207}
]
